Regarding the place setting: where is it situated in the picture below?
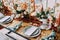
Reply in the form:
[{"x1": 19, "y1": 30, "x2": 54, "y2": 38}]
[{"x1": 22, "y1": 25, "x2": 41, "y2": 38}]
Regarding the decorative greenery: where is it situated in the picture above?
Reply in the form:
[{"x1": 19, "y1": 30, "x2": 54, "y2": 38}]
[
  {"x1": 16, "y1": 10, "x2": 25, "y2": 14},
  {"x1": 52, "y1": 16, "x2": 56, "y2": 21},
  {"x1": 36, "y1": 13, "x2": 40, "y2": 18},
  {"x1": 15, "y1": 4, "x2": 18, "y2": 7},
  {"x1": 23, "y1": 12, "x2": 29, "y2": 19},
  {"x1": 0, "y1": 2, "x2": 2, "y2": 7},
  {"x1": 46, "y1": 11, "x2": 49, "y2": 15},
  {"x1": 36, "y1": 10, "x2": 49, "y2": 19}
]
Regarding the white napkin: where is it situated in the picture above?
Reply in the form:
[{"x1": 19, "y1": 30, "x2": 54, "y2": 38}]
[
  {"x1": 0, "y1": 16, "x2": 10, "y2": 23},
  {"x1": 0, "y1": 33, "x2": 9, "y2": 40},
  {"x1": 24, "y1": 26, "x2": 38, "y2": 36},
  {"x1": 8, "y1": 32, "x2": 28, "y2": 40}
]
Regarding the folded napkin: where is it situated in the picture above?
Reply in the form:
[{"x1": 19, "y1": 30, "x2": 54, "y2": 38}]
[
  {"x1": 0, "y1": 33, "x2": 9, "y2": 40},
  {"x1": 7, "y1": 32, "x2": 28, "y2": 40},
  {"x1": 24, "y1": 26, "x2": 38, "y2": 36},
  {"x1": 0, "y1": 16, "x2": 10, "y2": 23},
  {"x1": 0, "y1": 28, "x2": 10, "y2": 40}
]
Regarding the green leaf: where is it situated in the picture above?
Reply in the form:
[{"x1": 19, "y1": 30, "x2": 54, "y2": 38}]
[
  {"x1": 15, "y1": 4, "x2": 18, "y2": 7},
  {"x1": 52, "y1": 16, "x2": 56, "y2": 21},
  {"x1": 46, "y1": 11, "x2": 49, "y2": 15},
  {"x1": 16, "y1": 10, "x2": 25, "y2": 14},
  {"x1": 41, "y1": 11, "x2": 45, "y2": 15},
  {"x1": 40, "y1": 11, "x2": 48, "y2": 19},
  {"x1": 0, "y1": 2, "x2": 2, "y2": 6},
  {"x1": 36, "y1": 13, "x2": 40, "y2": 17}
]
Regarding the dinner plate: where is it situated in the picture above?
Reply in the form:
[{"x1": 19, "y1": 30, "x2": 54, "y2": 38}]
[
  {"x1": 3, "y1": 18, "x2": 12, "y2": 24},
  {"x1": 7, "y1": 21, "x2": 22, "y2": 31},
  {"x1": 23, "y1": 26, "x2": 41, "y2": 37},
  {"x1": 30, "y1": 28, "x2": 41, "y2": 37},
  {"x1": 3, "y1": 16, "x2": 13, "y2": 24}
]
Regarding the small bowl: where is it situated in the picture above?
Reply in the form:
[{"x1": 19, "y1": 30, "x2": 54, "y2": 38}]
[{"x1": 40, "y1": 19, "x2": 47, "y2": 24}]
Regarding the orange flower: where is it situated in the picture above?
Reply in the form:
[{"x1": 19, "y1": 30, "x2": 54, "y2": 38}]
[
  {"x1": 30, "y1": 0, "x2": 34, "y2": 3},
  {"x1": 21, "y1": 3, "x2": 27, "y2": 10},
  {"x1": 56, "y1": 14, "x2": 60, "y2": 26}
]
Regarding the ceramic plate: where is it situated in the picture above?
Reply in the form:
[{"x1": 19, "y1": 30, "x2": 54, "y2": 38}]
[
  {"x1": 3, "y1": 18, "x2": 12, "y2": 24},
  {"x1": 23, "y1": 26, "x2": 41, "y2": 37},
  {"x1": 30, "y1": 28, "x2": 41, "y2": 37},
  {"x1": 7, "y1": 21, "x2": 22, "y2": 31}
]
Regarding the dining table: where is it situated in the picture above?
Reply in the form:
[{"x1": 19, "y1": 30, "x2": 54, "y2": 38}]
[{"x1": 0, "y1": 17, "x2": 60, "y2": 40}]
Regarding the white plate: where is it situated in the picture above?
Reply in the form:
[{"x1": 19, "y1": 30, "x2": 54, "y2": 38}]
[
  {"x1": 30, "y1": 28, "x2": 41, "y2": 37},
  {"x1": 23, "y1": 26, "x2": 41, "y2": 37},
  {"x1": 3, "y1": 18, "x2": 12, "y2": 24},
  {"x1": 7, "y1": 21, "x2": 22, "y2": 31},
  {"x1": 3, "y1": 16, "x2": 13, "y2": 24}
]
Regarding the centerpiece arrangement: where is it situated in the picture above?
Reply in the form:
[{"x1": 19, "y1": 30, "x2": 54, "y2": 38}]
[
  {"x1": 0, "y1": 1, "x2": 3, "y2": 13},
  {"x1": 36, "y1": 6, "x2": 56, "y2": 30}
]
